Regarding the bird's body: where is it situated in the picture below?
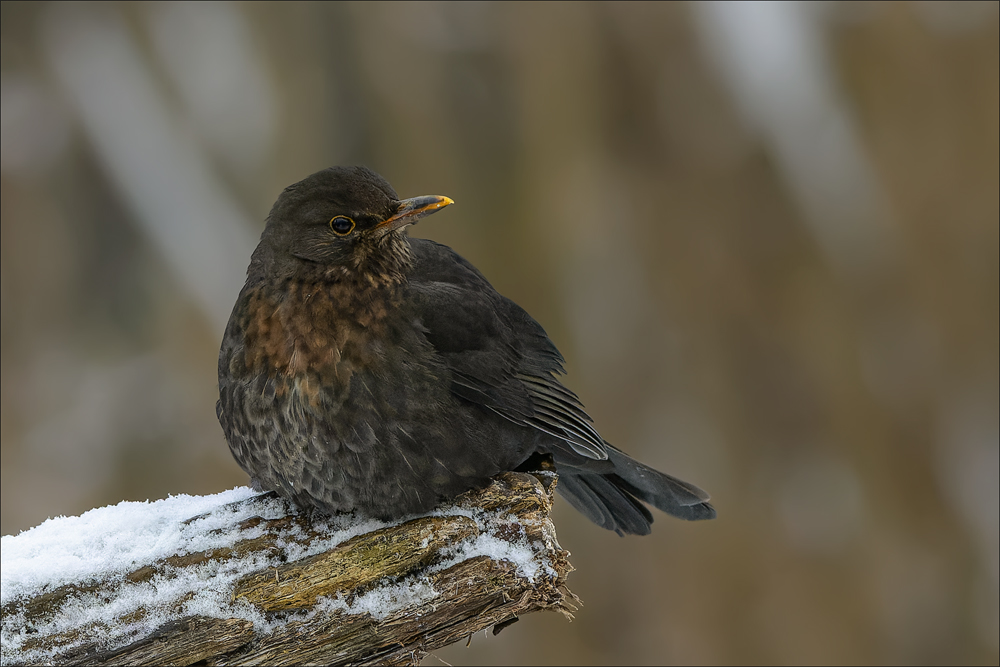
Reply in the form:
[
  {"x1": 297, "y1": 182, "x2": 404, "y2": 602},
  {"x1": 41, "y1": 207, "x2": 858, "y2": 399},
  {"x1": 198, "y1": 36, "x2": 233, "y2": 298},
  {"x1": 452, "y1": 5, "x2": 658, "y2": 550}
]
[{"x1": 218, "y1": 166, "x2": 715, "y2": 535}]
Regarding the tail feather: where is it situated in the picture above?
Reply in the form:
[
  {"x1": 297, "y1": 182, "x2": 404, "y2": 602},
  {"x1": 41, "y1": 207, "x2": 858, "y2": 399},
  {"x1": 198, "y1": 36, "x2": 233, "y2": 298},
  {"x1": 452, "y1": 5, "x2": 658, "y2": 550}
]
[
  {"x1": 606, "y1": 447, "x2": 716, "y2": 521},
  {"x1": 557, "y1": 472, "x2": 654, "y2": 536},
  {"x1": 553, "y1": 445, "x2": 716, "y2": 535}
]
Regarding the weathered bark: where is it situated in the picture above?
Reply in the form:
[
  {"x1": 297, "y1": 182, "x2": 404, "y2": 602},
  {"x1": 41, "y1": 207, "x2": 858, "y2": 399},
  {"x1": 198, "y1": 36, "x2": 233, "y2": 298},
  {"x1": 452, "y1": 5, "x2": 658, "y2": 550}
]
[{"x1": 2, "y1": 472, "x2": 575, "y2": 666}]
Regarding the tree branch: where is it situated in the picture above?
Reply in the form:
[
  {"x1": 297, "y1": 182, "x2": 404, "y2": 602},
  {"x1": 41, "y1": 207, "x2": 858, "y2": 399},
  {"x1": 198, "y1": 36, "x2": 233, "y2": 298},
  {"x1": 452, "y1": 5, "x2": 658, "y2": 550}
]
[{"x1": 1, "y1": 472, "x2": 575, "y2": 666}]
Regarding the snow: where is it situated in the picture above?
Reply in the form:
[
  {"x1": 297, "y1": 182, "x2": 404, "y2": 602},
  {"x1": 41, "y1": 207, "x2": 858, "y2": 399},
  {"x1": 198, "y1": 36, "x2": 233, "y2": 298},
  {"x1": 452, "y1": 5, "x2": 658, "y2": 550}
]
[
  {"x1": 0, "y1": 485, "x2": 555, "y2": 664},
  {"x1": 1, "y1": 487, "x2": 266, "y2": 604},
  {"x1": 315, "y1": 578, "x2": 440, "y2": 622}
]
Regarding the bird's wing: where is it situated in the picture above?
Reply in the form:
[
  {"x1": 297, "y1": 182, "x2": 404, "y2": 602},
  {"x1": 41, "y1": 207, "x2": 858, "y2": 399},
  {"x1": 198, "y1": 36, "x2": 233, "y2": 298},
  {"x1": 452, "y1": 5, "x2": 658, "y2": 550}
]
[{"x1": 408, "y1": 239, "x2": 608, "y2": 461}]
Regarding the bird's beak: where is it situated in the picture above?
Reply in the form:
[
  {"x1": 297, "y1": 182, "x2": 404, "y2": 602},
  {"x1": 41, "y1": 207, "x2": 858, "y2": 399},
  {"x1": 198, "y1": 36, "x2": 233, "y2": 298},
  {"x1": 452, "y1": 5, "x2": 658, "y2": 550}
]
[{"x1": 375, "y1": 195, "x2": 454, "y2": 234}]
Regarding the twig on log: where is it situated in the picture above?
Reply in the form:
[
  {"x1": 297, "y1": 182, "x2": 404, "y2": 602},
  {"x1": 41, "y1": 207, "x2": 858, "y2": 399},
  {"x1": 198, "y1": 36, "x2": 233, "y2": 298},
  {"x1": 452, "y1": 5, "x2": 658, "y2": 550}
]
[{"x1": 1, "y1": 471, "x2": 575, "y2": 666}]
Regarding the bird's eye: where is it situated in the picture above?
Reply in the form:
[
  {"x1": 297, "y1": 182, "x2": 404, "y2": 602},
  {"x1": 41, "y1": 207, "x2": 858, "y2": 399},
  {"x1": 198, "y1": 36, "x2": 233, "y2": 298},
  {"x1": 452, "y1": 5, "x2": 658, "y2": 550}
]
[{"x1": 329, "y1": 216, "x2": 355, "y2": 236}]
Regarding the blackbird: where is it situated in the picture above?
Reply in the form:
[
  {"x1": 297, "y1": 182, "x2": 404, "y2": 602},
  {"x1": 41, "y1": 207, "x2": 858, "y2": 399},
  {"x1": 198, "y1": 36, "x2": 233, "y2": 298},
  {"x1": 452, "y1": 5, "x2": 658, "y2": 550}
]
[{"x1": 217, "y1": 166, "x2": 715, "y2": 535}]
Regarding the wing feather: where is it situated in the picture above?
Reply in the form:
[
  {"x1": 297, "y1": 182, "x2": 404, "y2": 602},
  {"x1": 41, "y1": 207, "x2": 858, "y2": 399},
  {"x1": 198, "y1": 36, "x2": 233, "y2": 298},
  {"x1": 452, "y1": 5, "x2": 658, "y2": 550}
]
[{"x1": 408, "y1": 239, "x2": 607, "y2": 462}]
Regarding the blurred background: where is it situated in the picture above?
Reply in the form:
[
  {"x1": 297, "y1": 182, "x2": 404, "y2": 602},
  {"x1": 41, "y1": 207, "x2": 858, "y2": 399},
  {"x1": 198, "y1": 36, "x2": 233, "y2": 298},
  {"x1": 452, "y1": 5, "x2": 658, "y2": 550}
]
[{"x1": 1, "y1": 1, "x2": 997, "y2": 664}]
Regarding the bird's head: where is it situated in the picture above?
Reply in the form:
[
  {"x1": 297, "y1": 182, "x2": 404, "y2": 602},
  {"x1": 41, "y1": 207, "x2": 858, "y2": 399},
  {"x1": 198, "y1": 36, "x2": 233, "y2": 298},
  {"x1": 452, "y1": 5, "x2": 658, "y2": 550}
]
[{"x1": 252, "y1": 166, "x2": 452, "y2": 279}]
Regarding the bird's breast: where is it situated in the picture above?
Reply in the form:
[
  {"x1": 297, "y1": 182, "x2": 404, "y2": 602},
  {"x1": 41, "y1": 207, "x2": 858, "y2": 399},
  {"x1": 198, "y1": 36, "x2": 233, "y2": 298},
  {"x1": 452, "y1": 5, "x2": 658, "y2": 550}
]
[{"x1": 237, "y1": 277, "x2": 406, "y2": 396}]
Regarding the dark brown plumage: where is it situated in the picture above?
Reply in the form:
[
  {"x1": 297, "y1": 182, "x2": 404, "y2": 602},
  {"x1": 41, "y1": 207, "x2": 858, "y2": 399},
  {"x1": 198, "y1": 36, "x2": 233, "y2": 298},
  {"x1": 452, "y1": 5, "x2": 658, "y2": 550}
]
[{"x1": 217, "y1": 166, "x2": 715, "y2": 535}]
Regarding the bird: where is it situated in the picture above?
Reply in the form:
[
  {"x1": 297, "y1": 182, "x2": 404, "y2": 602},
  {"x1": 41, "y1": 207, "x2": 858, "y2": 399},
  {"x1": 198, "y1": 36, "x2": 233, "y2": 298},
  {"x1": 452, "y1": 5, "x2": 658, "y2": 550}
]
[{"x1": 217, "y1": 166, "x2": 715, "y2": 535}]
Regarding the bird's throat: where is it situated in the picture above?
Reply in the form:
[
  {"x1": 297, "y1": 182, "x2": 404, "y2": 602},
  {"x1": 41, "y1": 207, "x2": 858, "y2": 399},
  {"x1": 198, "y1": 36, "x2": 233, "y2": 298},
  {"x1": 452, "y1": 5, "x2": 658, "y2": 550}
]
[{"x1": 349, "y1": 231, "x2": 413, "y2": 286}]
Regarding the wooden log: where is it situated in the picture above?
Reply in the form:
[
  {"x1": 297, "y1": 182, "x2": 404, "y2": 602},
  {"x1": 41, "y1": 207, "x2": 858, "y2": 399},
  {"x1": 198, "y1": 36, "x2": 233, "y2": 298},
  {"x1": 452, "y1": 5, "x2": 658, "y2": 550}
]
[{"x1": 0, "y1": 471, "x2": 576, "y2": 666}]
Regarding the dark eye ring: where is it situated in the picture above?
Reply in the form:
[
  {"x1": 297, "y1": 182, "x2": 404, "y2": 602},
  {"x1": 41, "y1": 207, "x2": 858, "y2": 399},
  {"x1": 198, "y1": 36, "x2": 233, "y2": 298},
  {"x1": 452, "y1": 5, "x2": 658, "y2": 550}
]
[{"x1": 330, "y1": 216, "x2": 355, "y2": 236}]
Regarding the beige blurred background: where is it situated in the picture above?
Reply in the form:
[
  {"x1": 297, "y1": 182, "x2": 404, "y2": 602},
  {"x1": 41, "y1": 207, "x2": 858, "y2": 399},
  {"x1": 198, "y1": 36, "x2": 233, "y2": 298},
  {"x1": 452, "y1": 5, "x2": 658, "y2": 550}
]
[{"x1": 1, "y1": 2, "x2": 997, "y2": 664}]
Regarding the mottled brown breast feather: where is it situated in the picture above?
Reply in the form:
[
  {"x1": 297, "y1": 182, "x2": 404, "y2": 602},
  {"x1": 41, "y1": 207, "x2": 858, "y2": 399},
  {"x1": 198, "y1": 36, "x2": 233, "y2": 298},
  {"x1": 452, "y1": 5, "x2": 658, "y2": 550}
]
[{"x1": 240, "y1": 272, "x2": 403, "y2": 391}]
